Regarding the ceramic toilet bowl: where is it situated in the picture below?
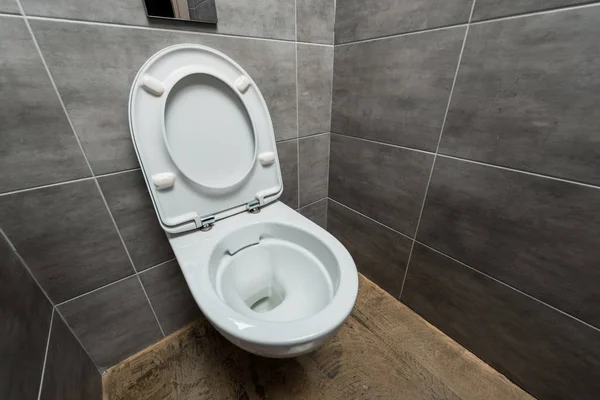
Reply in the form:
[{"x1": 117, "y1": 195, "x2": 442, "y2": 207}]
[
  {"x1": 168, "y1": 201, "x2": 358, "y2": 358},
  {"x1": 129, "y1": 43, "x2": 358, "y2": 357}
]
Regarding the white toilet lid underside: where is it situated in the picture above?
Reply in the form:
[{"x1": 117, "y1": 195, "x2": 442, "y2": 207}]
[{"x1": 129, "y1": 44, "x2": 283, "y2": 233}]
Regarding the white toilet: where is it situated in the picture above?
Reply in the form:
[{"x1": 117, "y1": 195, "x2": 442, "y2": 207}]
[{"x1": 128, "y1": 44, "x2": 358, "y2": 358}]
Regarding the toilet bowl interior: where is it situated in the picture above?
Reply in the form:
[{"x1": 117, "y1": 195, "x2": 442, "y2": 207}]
[{"x1": 208, "y1": 222, "x2": 341, "y2": 323}]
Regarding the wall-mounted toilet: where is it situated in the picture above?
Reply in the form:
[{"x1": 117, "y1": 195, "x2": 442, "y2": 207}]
[{"x1": 128, "y1": 44, "x2": 358, "y2": 358}]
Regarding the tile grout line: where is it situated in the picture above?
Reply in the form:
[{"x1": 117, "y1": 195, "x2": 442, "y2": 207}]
[
  {"x1": 330, "y1": 197, "x2": 600, "y2": 334},
  {"x1": 0, "y1": 167, "x2": 142, "y2": 198},
  {"x1": 298, "y1": 196, "x2": 328, "y2": 211},
  {"x1": 295, "y1": 0, "x2": 301, "y2": 210},
  {"x1": 332, "y1": 1, "x2": 600, "y2": 47},
  {"x1": 16, "y1": 13, "x2": 334, "y2": 47},
  {"x1": 415, "y1": 242, "x2": 600, "y2": 335},
  {"x1": 53, "y1": 307, "x2": 103, "y2": 372},
  {"x1": 19, "y1": 4, "x2": 166, "y2": 337},
  {"x1": 0, "y1": 228, "x2": 55, "y2": 307},
  {"x1": 328, "y1": 0, "x2": 335, "y2": 204},
  {"x1": 398, "y1": 0, "x2": 478, "y2": 299},
  {"x1": 331, "y1": 132, "x2": 600, "y2": 192},
  {"x1": 36, "y1": 309, "x2": 54, "y2": 400}
]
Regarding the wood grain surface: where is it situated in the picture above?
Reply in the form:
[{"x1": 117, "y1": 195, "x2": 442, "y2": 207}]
[{"x1": 103, "y1": 275, "x2": 534, "y2": 400}]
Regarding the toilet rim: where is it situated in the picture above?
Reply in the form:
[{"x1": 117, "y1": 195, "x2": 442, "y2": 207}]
[
  {"x1": 184, "y1": 217, "x2": 358, "y2": 346},
  {"x1": 159, "y1": 64, "x2": 259, "y2": 190}
]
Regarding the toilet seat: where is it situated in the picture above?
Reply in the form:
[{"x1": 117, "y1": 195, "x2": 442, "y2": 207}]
[
  {"x1": 168, "y1": 201, "x2": 358, "y2": 349},
  {"x1": 129, "y1": 44, "x2": 282, "y2": 234}
]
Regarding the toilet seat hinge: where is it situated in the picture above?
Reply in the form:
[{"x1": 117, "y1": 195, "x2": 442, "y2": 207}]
[
  {"x1": 246, "y1": 199, "x2": 261, "y2": 214},
  {"x1": 199, "y1": 215, "x2": 215, "y2": 231}
]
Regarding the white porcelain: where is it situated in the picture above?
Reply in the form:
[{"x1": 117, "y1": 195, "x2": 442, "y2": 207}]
[
  {"x1": 129, "y1": 44, "x2": 358, "y2": 358},
  {"x1": 169, "y1": 201, "x2": 358, "y2": 357}
]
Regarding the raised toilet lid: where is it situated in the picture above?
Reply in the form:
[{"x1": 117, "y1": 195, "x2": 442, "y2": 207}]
[{"x1": 129, "y1": 44, "x2": 283, "y2": 234}]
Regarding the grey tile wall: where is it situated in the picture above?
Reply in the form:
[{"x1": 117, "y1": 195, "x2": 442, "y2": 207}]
[
  {"x1": 331, "y1": 27, "x2": 465, "y2": 151},
  {"x1": 277, "y1": 140, "x2": 299, "y2": 209},
  {"x1": 297, "y1": 44, "x2": 333, "y2": 137},
  {"x1": 440, "y1": 6, "x2": 600, "y2": 185},
  {"x1": 0, "y1": 0, "x2": 18, "y2": 13},
  {"x1": 334, "y1": 0, "x2": 473, "y2": 43},
  {"x1": 327, "y1": 201, "x2": 412, "y2": 297},
  {"x1": 402, "y1": 244, "x2": 600, "y2": 400},
  {"x1": 472, "y1": 0, "x2": 590, "y2": 20},
  {"x1": 329, "y1": 134, "x2": 432, "y2": 236},
  {"x1": 297, "y1": 0, "x2": 335, "y2": 44},
  {"x1": 329, "y1": 2, "x2": 600, "y2": 398},
  {"x1": 20, "y1": 0, "x2": 296, "y2": 40},
  {"x1": 299, "y1": 134, "x2": 330, "y2": 207},
  {"x1": 139, "y1": 259, "x2": 202, "y2": 336},
  {"x1": 98, "y1": 170, "x2": 174, "y2": 271},
  {"x1": 0, "y1": 232, "x2": 52, "y2": 400},
  {"x1": 0, "y1": 180, "x2": 134, "y2": 303},
  {"x1": 418, "y1": 156, "x2": 600, "y2": 328},
  {"x1": 58, "y1": 276, "x2": 163, "y2": 370},
  {"x1": 299, "y1": 198, "x2": 328, "y2": 229},
  {"x1": 31, "y1": 20, "x2": 297, "y2": 173},
  {"x1": 0, "y1": 17, "x2": 90, "y2": 193},
  {"x1": 40, "y1": 315, "x2": 101, "y2": 400},
  {"x1": 1, "y1": 0, "x2": 332, "y2": 370}
]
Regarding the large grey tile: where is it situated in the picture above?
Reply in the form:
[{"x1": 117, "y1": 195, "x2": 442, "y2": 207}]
[
  {"x1": 329, "y1": 134, "x2": 432, "y2": 236},
  {"x1": 299, "y1": 198, "x2": 327, "y2": 229},
  {"x1": 402, "y1": 243, "x2": 600, "y2": 400},
  {"x1": 328, "y1": 200, "x2": 411, "y2": 297},
  {"x1": 59, "y1": 276, "x2": 163, "y2": 370},
  {"x1": 40, "y1": 314, "x2": 101, "y2": 400},
  {"x1": 276, "y1": 140, "x2": 298, "y2": 209},
  {"x1": 418, "y1": 157, "x2": 600, "y2": 328},
  {"x1": 21, "y1": 0, "x2": 295, "y2": 40},
  {"x1": 0, "y1": 233, "x2": 52, "y2": 400},
  {"x1": 441, "y1": 7, "x2": 600, "y2": 185},
  {"x1": 0, "y1": 0, "x2": 18, "y2": 13},
  {"x1": 298, "y1": 44, "x2": 333, "y2": 137},
  {"x1": 297, "y1": 0, "x2": 335, "y2": 44},
  {"x1": 0, "y1": 180, "x2": 133, "y2": 303},
  {"x1": 299, "y1": 134, "x2": 329, "y2": 207},
  {"x1": 0, "y1": 17, "x2": 90, "y2": 193},
  {"x1": 30, "y1": 20, "x2": 297, "y2": 174},
  {"x1": 473, "y1": 0, "x2": 589, "y2": 20},
  {"x1": 98, "y1": 170, "x2": 173, "y2": 271},
  {"x1": 140, "y1": 259, "x2": 202, "y2": 336},
  {"x1": 332, "y1": 27, "x2": 465, "y2": 151},
  {"x1": 334, "y1": 0, "x2": 472, "y2": 43}
]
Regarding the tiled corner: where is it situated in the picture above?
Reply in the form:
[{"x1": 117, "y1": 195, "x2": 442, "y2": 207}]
[
  {"x1": 402, "y1": 243, "x2": 600, "y2": 400},
  {"x1": 58, "y1": 276, "x2": 163, "y2": 370},
  {"x1": 418, "y1": 156, "x2": 600, "y2": 328},
  {"x1": 0, "y1": 16, "x2": 90, "y2": 194},
  {"x1": 331, "y1": 27, "x2": 465, "y2": 151},
  {"x1": 98, "y1": 170, "x2": 173, "y2": 272},
  {"x1": 329, "y1": 134, "x2": 433, "y2": 236},
  {"x1": 327, "y1": 200, "x2": 412, "y2": 297},
  {"x1": 472, "y1": 0, "x2": 589, "y2": 20},
  {"x1": 297, "y1": 44, "x2": 333, "y2": 138},
  {"x1": 297, "y1": 0, "x2": 335, "y2": 44},
  {"x1": 334, "y1": 0, "x2": 473, "y2": 43},
  {"x1": 0, "y1": 179, "x2": 133, "y2": 303},
  {"x1": 441, "y1": 6, "x2": 600, "y2": 185},
  {"x1": 20, "y1": 0, "x2": 296, "y2": 40},
  {"x1": 139, "y1": 259, "x2": 202, "y2": 336},
  {"x1": 40, "y1": 314, "x2": 101, "y2": 400},
  {"x1": 0, "y1": 233, "x2": 53, "y2": 400},
  {"x1": 276, "y1": 140, "x2": 299, "y2": 209},
  {"x1": 0, "y1": 0, "x2": 19, "y2": 14},
  {"x1": 30, "y1": 20, "x2": 297, "y2": 174},
  {"x1": 299, "y1": 198, "x2": 327, "y2": 229},
  {"x1": 299, "y1": 134, "x2": 330, "y2": 207}
]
